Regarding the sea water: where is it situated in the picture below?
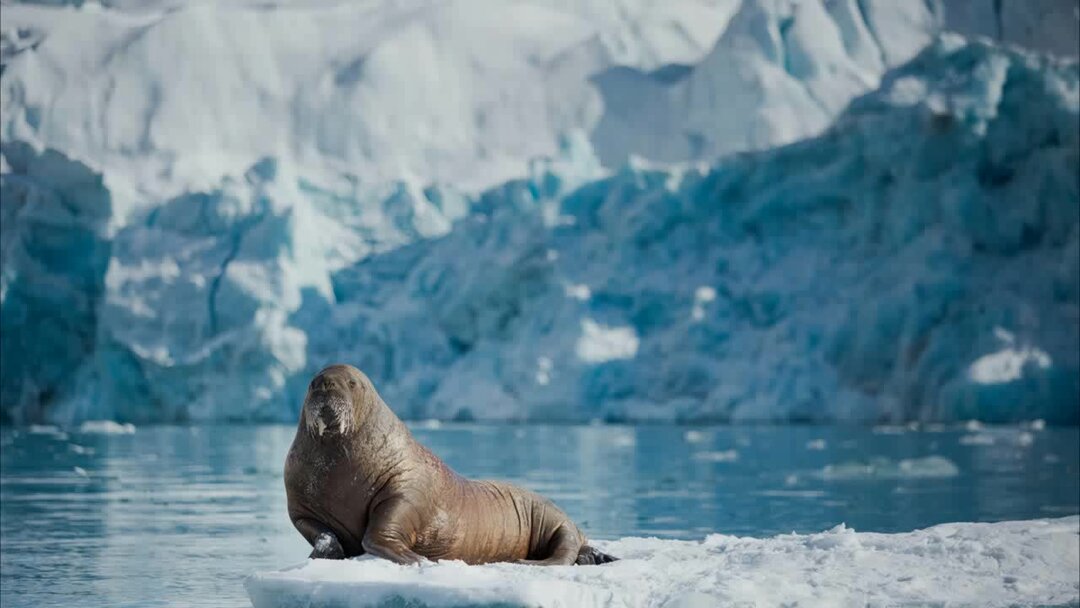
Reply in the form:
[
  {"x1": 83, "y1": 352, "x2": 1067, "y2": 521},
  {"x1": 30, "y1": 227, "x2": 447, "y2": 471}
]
[{"x1": 0, "y1": 423, "x2": 1076, "y2": 607}]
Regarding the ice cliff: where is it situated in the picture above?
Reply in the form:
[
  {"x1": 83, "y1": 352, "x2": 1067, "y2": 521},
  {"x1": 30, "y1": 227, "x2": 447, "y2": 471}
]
[
  {"x1": 311, "y1": 37, "x2": 1080, "y2": 424},
  {"x1": 1, "y1": 143, "x2": 112, "y2": 420},
  {"x1": 2, "y1": 34, "x2": 1074, "y2": 424},
  {"x1": 0, "y1": 0, "x2": 1078, "y2": 424}
]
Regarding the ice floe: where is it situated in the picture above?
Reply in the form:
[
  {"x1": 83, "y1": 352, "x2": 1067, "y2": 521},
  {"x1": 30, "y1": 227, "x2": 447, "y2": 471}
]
[{"x1": 246, "y1": 517, "x2": 1080, "y2": 608}]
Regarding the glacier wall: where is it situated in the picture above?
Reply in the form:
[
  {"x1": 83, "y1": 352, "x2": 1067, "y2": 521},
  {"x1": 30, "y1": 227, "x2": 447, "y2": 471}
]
[
  {"x1": 0, "y1": 0, "x2": 1077, "y2": 424},
  {"x1": 311, "y1": 37, "x2": 1079, "y2": 424},
  {"x1": 3, "y1": 36, "x2": 1075, "y2": 424},
  {"x1": 0, "y1": 143, "x2": 112, "y2": 422}
]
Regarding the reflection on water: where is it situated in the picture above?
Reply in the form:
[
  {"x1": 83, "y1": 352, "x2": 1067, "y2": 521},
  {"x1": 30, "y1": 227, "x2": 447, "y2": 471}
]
[{"x1": 1, "y1": 424, "x2": 1077, "y2": 607}]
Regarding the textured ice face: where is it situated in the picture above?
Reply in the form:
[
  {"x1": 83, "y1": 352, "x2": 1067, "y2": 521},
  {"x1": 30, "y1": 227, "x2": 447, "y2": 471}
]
[
  {"x1": 0, "y1": 6, "x2": 1076, "y2": 424},
  {"x1": 306, "y1": 37, "x2": 1078, "y2": 424},
  {"x1": 0, "y1": 143, "x2": 112, "y2": 424}
]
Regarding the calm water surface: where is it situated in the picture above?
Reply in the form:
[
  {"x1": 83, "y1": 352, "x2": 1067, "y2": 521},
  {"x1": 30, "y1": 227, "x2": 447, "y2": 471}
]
[{"x1": 1, "y1": 423, "x2": 1077, "y2": 607}]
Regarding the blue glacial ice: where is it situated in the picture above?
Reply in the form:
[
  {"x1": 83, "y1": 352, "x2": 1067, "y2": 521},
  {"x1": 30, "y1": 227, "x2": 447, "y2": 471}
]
[
  {"x1": 304, "y1": 37, "x2": 1079, "y2": 424},
  {"x1": 1, "y1": 36, "x2": 1078, "y2": 424},
  {"x1": 0, "y1": 142, "x2": 112, "y2": 421}
]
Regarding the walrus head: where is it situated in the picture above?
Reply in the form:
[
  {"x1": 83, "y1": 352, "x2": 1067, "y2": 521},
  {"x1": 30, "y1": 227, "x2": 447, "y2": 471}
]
[{"x1": 302, "y1": 364, "x2": 371, "y2": 438}]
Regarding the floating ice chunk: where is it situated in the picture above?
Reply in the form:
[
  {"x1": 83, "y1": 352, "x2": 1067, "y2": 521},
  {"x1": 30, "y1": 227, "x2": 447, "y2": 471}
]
[
  {"x1": 28, "y1": 425, "x2": 62, "y2": 435},
  {"x1": 563, "y1": 284, "x2": 591, "y2": 301},
  {"x1": 247, "y1": 517, "x2": 1080, "y2": 608},
  {"x1": 690, "y1": 286, "x2": 717, "y2": 322},
  {"x1": 693, "y1": 449, "x2": 738, "y2": 462},
  {"x1": 683, "y1": 430, "x2": 707, "y2": 444},
  {"x1": 534, "y1": 357, "x2": 554, "y2": 386},
  {"x1": 806, "y1": 439, "x2": 827, "y2": 450},
  {"x1": 73, "y1": 466, "x2": 88, "y2": 478},
  {"x1": 27, "y1": 425, "x2": 68, "y2": 440},
  {"x1": 755, "y1": 489, "x2": 827, "y2": 499},
  {"x1": 574, "y1": 319, "x2": 639, "y2": 363},
  {"x1": 872, "y1": 425, "x2": 907, "y2": 435},
  {"x1": 77, "y1": 421, "x2": 136, "y2": 434},
  {"x1": 818, "y1": 456, "x2": 960, "y2": 480},
  {"x1": 959, "y1": 434, "x2": 996, "y2": 446}
]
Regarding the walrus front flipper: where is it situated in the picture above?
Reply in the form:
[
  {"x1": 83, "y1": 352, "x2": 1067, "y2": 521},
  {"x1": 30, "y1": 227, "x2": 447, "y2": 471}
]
[
  {"x1": 575, "y1": 544, "x2": 618, "y2": 565},
  {"x1": 362, "y1": 497, "x2": 429, "y2": 565}
]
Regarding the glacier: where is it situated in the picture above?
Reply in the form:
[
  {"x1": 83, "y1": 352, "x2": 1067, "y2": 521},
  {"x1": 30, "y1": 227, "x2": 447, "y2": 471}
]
[
  {"x1": 5, "y1": 0, "x2": 1075, "y2": 209},
  {"x1": 245, "y1": 516, "x2": 1080, "y2": 608},
  {"x1": 0, "y1": 142, "x2": 112, "y2": 421},
  {"x1": 0, "y1": 0, "x2": 1078, "y2": 424},
  {"x1": 301, "y1": 37, "x2": 1080, "y2": 424}
]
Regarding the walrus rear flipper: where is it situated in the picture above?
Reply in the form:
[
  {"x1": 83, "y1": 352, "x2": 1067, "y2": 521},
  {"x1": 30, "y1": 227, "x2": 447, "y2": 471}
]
[{"x1": 575, "y1": 545, "x2": 618, "y2": 565}]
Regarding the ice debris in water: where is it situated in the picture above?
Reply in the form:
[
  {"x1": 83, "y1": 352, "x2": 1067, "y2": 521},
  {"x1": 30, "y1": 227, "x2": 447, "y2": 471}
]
[
  {"x1": 77, "y1": 421, "x2": 136, "y2": 434},
  {"x1": 960, "y1": 433, "x2": 997, "y2": 446},
  {"x1": 693, "y1": 449, "x2": 738, "y2": 463},
  {"x1": 817, "y1": 456, "x2": 960, "y2": 480},
  {"x1": 246, "y1": 517, "x2": 1080, "y2": 608},
  {"x1": 683, "y1": 430, "x2": 707, "y2": 444}
]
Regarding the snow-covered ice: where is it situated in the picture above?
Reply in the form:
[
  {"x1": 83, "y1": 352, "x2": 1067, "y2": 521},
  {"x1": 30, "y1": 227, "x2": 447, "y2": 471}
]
[{"x1": 246, "y1": 516, "x2": 1080, "y2": 608}]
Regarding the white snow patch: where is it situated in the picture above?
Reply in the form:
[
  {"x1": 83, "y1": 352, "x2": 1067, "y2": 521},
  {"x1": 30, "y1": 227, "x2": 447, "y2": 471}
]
[
  {"x1": 246, "y1": 517, "x2": 1080, "y2": 608},
  {"x1": 968, "y1": 347, "x2": 1053, "y2": 384},
  {"x1": 575, "y1": 319, "x2": 639, "y2": 363}
]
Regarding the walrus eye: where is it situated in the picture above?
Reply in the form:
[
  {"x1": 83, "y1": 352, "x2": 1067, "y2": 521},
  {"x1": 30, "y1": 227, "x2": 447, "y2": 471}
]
[{"x1": 348, "y1": 380, "x2": 357, "y2": 388}]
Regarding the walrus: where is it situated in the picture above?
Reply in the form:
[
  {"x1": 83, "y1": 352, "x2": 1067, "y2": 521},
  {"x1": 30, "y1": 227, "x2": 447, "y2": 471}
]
[{"x1": 284, "y1": 364, "x2": 617, "y2": 566}]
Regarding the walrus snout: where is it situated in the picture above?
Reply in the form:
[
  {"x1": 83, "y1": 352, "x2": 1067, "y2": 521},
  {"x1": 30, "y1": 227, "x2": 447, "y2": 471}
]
[{"x1": 304, "y1": 373, "x2": 356, "y2": 437}]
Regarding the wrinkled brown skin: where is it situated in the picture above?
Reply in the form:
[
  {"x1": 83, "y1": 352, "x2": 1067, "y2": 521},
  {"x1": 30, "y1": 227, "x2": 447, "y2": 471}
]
[{"x1": 284, "y1": 364, "x2": 616, "y2": 566}]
